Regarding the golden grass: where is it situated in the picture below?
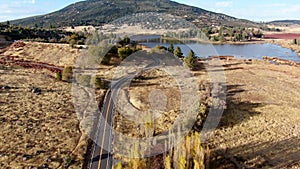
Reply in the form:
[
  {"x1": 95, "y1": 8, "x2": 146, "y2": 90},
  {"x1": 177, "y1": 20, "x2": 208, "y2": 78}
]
[
  {"x1": 0, "y1": 67, "x2": 85, "y2": 168},
  {"x1": 3, "y1": 41, "x2": 80, "y2": 67}
]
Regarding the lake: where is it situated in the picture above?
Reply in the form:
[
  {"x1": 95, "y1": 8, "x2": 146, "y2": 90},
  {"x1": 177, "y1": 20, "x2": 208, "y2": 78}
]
[{"x1": 140, "y1": 42, "x2": 300, "y2": 62}]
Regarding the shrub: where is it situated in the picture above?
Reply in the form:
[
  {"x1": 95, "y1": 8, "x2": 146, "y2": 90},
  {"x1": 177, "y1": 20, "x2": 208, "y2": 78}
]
[
  {"x1": 90, "y1": 76, "x2": 102, "y2": 89},
  {"x1": 56, "y1": 71, "x2": 62, "y2": 80},
  {"x1": 62, "y1": 66, "x2": 73, "y2": 82},
  {"x1": 118, "y1": 47, "x2": 133, "y2": 60},
  {"x1": 115, "y1": 162, "x2": 123, "y2": 169},
  {"x1": 69, "y1": 39, "x2": 76, "y2": 48},
  {"x1": 155, "y1": 45, "x2": 167, "y2": 51}
]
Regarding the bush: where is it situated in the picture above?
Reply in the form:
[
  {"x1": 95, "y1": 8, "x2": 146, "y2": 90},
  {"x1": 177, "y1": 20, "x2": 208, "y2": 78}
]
[
  {"x1": 62, "y1": 66, "x2": 73, "y2": 82},
  {"x1": 90, "y1": 76, "x2": 103, "y2": 89},
  {"x1": 118, "y1": 47, "x2": 133, "y2": 60},
  {"x1": 69, "y1": 39, "x2": 76, "y2": 48},
  {"x1": 56, "y1": 71, "x2": 62, "y2": 80},
  {"x1": 155, "y1": 45, "x2": 167, "y2": 51}
]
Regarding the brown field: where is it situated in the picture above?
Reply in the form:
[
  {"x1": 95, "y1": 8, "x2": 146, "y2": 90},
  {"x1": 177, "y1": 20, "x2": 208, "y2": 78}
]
[
  {"x1": 2, "y1": 41, "x2": 80, "y2": 67},
  {"x1": 263, "y1": 33, "x2": 300, "y2": 40},
  {"x1": 1, "y1": 40, "x2": 300, "y2": 168},
  {"x1": 202, "y1": 59, "x2": 300, "y2": 168},
  {"x1": 0, "y1": 41, "x2": 107, "y2": 168}
]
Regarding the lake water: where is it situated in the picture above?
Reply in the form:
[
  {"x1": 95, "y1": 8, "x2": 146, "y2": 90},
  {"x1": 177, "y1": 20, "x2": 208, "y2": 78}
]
[{"x1": 140, "y1": 42, "x2": 300, "y2": 62}]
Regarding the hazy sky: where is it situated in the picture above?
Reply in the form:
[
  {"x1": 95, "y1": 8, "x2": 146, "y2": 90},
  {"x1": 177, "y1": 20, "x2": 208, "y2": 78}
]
[{"x1": 0, "y1": 0, "x2": 299, "y2": 22}]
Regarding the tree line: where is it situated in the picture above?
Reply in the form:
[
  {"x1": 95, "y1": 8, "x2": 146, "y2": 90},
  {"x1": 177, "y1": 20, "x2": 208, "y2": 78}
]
[{"x1": 155, "y1": 44, "x2": 197, "y2": 69}]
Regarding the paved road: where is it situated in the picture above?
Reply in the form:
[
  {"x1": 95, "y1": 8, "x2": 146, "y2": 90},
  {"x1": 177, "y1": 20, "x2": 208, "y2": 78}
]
[{"x1": 89, "y1": 55, "x2": 160, "y2": 169}]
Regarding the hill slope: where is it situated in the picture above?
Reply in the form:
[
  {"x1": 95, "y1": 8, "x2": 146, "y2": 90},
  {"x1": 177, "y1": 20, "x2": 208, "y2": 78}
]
[
  {"x1": 10, "y1": 0, "x2": 258, "y2": 28},
  {"x1": 269, "y1": 20, "x2": 300, "y2": 25}
]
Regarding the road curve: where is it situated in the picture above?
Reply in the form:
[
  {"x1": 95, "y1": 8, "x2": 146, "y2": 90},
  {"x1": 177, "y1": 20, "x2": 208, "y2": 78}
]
[{"x1": 89, "y1": 55, "x2": 161, "y2": 169}]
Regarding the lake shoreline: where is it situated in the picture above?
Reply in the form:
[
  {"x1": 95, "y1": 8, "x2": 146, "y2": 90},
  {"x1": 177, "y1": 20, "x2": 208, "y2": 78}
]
[
  {"x1": 161, "y1": 36, "x2": 267, "y2": 45},
  {"x1": 266, "y1": 39, "x2": 300, "y2": 56},
  {"x1": 141, "y1": 40, "x2": 300, "y2": 62}
]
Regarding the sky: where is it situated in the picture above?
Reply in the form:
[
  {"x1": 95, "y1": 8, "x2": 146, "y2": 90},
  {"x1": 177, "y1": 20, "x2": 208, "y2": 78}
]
[{"x1": 0, "y1": 0, "x2": 299, "y2": 22}]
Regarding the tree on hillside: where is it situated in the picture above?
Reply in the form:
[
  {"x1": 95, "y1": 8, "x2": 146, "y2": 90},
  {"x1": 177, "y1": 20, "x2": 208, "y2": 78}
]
[
  {"x1": 185, "y1": 50, "x2": 197, "y2": 69},
  {"x1": 118, "y1": 47, "x2": 133, "y2": 60},
  {"x1": 168, "y1": 44, "x2": 174, "y2": 53},
  {"x1": 118, "y1": 36, "x2": 131, "y2": 47},
  {"x1": 174, "y1": 46, "x2": 183, "y2": 58}
]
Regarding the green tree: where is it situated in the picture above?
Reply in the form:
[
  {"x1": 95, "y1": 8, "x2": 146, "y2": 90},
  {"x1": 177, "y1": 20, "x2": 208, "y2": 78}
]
[
  {"x1": 109, "y1": 45, "x2": 118, "y2": 55},
  {"x1": 56, "y1": 71, "x2": 62, "y2": 81},
  {"x1": 62, "y1": 66, "x2": 73, "y2": 82},
  {"x1": 118, "y1": 47, "x2": 133, "y2": 60},
  {"x1": 293, "y1": 39, "x2": 298, "y2": 45},
  {"x1": 218, "y1": 34, "x2": 225, "y2": 42},
  {"x1": 119, "y1": 36, "x2": 131, "y2": 47},
  {"x1": 174, "y1": 46, "x2": 183, "y2": 58},
  {"x1": 168, "y1": 44, "x2": 174, "y2": 53},
  {"x1": 185, "y1": 50, "x2": 197, "y2": 69},
  {"x1": 90, "y1": 76, "x2": 103, "y2": 89}
]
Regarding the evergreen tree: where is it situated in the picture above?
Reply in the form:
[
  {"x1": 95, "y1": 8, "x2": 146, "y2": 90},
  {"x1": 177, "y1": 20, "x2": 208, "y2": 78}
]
[
  {"x1": 174, "y1": 46, "x2": 183, "y2": 58},
  {"x1": 168, "y1": 44, "x2": 174, "y2": 53},
  {"x1": 185, "y1": 50, "x2": 197, "y2": 69}
]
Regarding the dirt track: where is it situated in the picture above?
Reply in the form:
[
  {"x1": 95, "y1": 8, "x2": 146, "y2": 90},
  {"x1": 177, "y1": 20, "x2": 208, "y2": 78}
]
[{"x1": 204, "y1": 59, "x2": 300, "y2": 168}]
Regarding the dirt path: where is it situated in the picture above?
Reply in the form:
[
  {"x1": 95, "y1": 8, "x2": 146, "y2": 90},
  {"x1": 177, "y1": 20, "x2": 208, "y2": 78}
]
[{"x1": 205, "y1": 59, "x2": 300, "y2": 168}]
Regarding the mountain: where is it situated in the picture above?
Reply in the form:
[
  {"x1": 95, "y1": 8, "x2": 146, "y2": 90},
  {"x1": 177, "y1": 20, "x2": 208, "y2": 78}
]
[
  {"x1": 10, "y1": 0, "x2": 258, "y2": 28},
  {"x1": 269, "y1": 20, "x2": 300, "y2": 25}
]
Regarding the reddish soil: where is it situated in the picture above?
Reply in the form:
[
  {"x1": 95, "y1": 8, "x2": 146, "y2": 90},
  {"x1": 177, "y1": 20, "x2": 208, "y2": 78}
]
[
  {"x1": 0, "y1": 55, "x2": 63, "y2": 73},
  {"x1": 264, "y1": 33, "x2": 300, "y2": 40}
]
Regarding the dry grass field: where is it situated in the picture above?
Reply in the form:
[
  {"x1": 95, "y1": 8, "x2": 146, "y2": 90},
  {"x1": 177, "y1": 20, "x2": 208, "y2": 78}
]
[
  {"x1": 3, "y1": 42, "x2": 80, "y2": 67},
  {"x1": 201, "y1": 59, "x2": 300, "y2": 168},
  {"x1": 0, "y1": 67, "x2": 86, "y2": 168},
  {"x1": 0, "y1": 42, "x2": 106, "y2": 168},
  {"x1": 1, "y1": 40, "x2": 300, "y2": 168}
]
